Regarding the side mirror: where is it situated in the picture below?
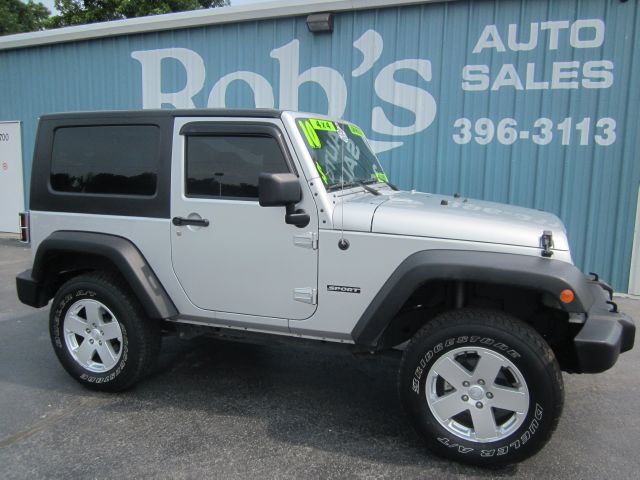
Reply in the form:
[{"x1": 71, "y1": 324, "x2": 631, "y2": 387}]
[
  {"x1": 258, "y1": 173, "x2": 310, "y2": 228},
  {"x1": 258, "y1": 173, "x2": 301, "y2": 206}
]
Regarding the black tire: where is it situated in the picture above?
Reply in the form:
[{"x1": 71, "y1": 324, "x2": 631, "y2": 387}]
[
  {"x1": 50, "y1": 272, "x2": 161, "y2": 392},
  {"x1": 399, "y1": 309, "x2": 564, "y2": 467}
]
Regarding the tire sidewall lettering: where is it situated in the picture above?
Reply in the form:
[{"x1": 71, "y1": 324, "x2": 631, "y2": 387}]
[
  {"x1": 435, "y1": 402, "x2": 543, "y2": 457},
  {"x1": 52, "y1": 293, "x2": 74, "y2": 349},
  {"x1": 412, "y1": 335, "x2": 522, "y2": 388}
]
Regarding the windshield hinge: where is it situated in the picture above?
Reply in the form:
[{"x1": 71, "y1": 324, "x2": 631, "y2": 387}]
[
  {"x1": 293, "y1": 232, "x2": 318, "y2": 250},
  {"x1": 540, "y1": 230, "x2": 554, "y2": 258}
]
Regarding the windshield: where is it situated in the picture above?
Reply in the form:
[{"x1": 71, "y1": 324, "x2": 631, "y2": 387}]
[{"x1": 296, "y1": 117, "x2": 388, "y2": 190}]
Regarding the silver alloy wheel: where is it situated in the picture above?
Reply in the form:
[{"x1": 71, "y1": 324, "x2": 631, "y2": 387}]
[
  {"x1": 425, "y1": 346, "x2": 530, "y2": 443},
  {"x1": 63, "y1": 299, "x2": 123, "y2": 373}
]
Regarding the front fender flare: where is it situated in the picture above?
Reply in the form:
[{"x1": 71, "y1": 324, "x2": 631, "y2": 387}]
[{"x1": 351, "y1": 250, "x2": 593, "y2": 347}]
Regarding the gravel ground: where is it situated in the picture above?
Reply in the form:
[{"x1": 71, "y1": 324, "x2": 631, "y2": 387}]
[{"x1": 0, "y1": 237, "x2": 638, "y2": 479}]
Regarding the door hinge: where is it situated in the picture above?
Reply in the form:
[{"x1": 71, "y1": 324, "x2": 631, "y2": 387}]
[
  {"x1": 293, "y1": 232, "x2": 318, "y2": 250},
  {"x1": 293, "y1": 287, "x2": 317, "y2": 305}
]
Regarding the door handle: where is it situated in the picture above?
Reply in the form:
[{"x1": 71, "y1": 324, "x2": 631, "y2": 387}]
[{"x1": 172, "y1": 217, "x2": 210, "y2": 227}]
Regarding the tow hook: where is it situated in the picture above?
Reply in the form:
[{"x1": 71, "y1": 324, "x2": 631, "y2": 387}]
[{"x1": 540, "y1": 230, "x2": 554, "y2": 258}]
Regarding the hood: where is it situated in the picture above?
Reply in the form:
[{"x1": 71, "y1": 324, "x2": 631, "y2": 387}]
[{"x1": 333, "y1": 190, "x2": 569, "y2": 251}]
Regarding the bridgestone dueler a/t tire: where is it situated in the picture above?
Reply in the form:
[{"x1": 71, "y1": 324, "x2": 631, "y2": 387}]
[
  {"x1": 399, "y1": 309, "x2": 564, "y2": 467},
  {"x1": 50, "y1": 272, "x2": 161, "y2": 392}
]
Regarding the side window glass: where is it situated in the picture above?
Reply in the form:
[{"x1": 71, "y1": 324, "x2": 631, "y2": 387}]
[
  {"x1": 50, "y1": 125, "x2": 159, "y2": 196},
  {"x1": 186, "y1": 135, "x2": 289, "y2": 198}
]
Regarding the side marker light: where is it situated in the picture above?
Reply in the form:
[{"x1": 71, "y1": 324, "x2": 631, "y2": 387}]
[{"x1": 560, "y1": 289, "x2": 575, "y2": 304}]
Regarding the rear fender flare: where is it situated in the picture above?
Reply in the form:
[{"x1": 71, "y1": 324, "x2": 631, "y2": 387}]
[{"x1": 32, "y1": 231, "x2": 177, "y2": 319}]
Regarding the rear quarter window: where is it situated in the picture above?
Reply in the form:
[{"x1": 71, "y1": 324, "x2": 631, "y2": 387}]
[{"x1": 50, "y1": 125, "x2": 159, "y2": 196}]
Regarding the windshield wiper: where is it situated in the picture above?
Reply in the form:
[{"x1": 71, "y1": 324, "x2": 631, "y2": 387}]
[
  {"x1": 363, "y1": 178, "x2": 399, "y2": 191},
  {"x1": 328, "y1": 181, "x2": 381, "y2": 195},
  {"x1": 358, "y1": 181, "x2": 382, "y2": 195}
]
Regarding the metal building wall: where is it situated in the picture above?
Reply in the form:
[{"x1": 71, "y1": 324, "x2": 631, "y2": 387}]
[{"x1": 0, "y1": 0, "x2": 638, "y2": 291}]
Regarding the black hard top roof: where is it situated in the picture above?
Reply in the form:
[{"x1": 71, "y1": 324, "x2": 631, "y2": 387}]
[{"x1": 40, "y1": 108, "x2": 284, "y2": 121}]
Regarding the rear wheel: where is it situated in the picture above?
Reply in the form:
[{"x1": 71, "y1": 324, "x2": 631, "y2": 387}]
[
  {"x1": 50, "y1": 272, "x2": 161, "y2": 392},
  {"x1": 399, "y1": 309, "x2": 563, "y2": 466}
]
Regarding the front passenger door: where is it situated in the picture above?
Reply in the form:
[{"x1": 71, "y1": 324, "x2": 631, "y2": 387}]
[{"x1": 170, "y1": 119, "x2": 319, "y2": 320}]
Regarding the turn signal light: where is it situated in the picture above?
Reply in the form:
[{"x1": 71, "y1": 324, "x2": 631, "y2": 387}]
[{"x1": 559, "y1": 289, "x2": 575, "y2": 304}]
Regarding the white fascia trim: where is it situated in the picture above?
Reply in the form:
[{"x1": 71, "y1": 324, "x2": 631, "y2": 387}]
[{"x1": 0, "y1": 0, "x2": 453, "y2": 51}]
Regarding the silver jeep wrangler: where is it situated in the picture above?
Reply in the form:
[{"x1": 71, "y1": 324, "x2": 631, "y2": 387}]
[{"x1": 16, "y1": 109, "x2": 635, "y2": 466}]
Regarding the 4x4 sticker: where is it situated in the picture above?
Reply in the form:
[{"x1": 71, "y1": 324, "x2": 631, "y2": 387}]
[
  {"x1": 309, "y1": 119, "x2": 336, "y2": 131},
  {"x1": 327, "y1": 285, "x2": 361, "y2": 294}
]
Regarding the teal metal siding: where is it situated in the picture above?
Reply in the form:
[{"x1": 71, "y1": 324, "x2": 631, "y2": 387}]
[{"x1": 1, "y1": 0, "x2": 639, "y2": 290}]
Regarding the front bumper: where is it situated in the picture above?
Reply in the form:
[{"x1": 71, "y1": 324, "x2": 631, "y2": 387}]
[{"x1": 573, "y1": 278, "x2": 635, "y2": 373}]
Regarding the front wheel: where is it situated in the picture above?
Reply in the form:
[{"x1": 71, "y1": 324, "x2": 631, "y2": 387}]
[{"x1": 399, "y1": 309, "x2": 564, "y2": 467}]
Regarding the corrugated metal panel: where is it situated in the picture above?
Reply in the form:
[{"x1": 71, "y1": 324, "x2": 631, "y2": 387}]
[
  {"x1": 0, "y1": 0, "x2": 446, "y2": 51},
  {"x1": 1, "y1": 0, "x2": 639, "y2": 291}
]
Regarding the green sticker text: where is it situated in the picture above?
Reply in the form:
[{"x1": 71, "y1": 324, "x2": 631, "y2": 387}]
[
  {"x1": 299, "y1": 120, "x2": 321, "y2": 149},
  {"x1": 348, "y1": 124, "x2": 365, "y2": 137},
  {"x1": 309, "y1": 119, "x2": 337, "y2": 131},
  {"x1": 375, "y1": 172, "x2": 389, "y2": 183}
]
